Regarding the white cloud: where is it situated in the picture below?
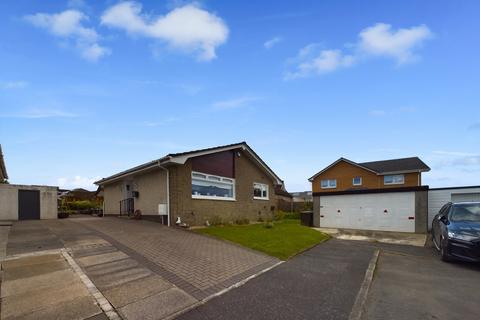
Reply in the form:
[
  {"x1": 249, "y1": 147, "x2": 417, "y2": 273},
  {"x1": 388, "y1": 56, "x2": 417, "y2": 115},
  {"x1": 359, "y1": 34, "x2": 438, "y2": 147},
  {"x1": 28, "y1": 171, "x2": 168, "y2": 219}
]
[
  {"x1": 0, "y1": 81, "x2": 28, "y2": 89},
  {"x1": 0, "y1": 108, "x2": 79, "y2": 119},
  {"x1": 101, "y1": 2, "x2": 229, "y2": 61},
  {"x1": 431, "y1": 151, "x2": 480, "y2": 168},
  {"x1": 369, "y1": 110, "x2": 387, "y2": 117},
  {"x1": 24, "y1": 9, "x2": 110, "y2": 61},
  {"x1": 57, "y1": 175, "x2": 99, "y2": 190},
  {"x1": 285, "y1": 23, "x2": 432, "y2": 79},
  {"x1": 358, "y1": 23, "x2": 432, "y2": 64},
  {"x1": 212, "y1": 96, "x2": 260, "y2": 110},
  {"x1": 285, "y1": 49, "x2": 354, "y2": 79},
  {"x1": 142, "y1": 116, "x2": 179, "y2": 127},
  {"x1": 264, "y1": 36, "x2": 282, "y2": 49}
]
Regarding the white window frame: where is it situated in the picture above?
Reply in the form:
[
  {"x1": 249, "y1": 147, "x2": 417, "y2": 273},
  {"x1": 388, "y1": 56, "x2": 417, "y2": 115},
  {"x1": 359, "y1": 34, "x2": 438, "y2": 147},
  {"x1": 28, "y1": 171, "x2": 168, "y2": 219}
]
[
  {"x1": 253, "y1": 182, "x2": 269, "y2": 200},
  {"x1": 191, "y1": 171, "x2": 236, "y2": 201},
  {"x1": 383, "y1": 174, "x2": 405, "y2": 185},
  {"x1": 352, "y1": 176, "x2": 362, "y2": 186},
  {"x1": 321, "y1": 179, "x2": 337, "y2": 189}
]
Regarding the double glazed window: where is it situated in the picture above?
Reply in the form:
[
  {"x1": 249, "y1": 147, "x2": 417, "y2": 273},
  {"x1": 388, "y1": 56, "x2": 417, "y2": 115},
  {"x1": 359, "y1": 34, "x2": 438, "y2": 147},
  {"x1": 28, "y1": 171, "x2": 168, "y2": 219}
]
[
  {"x1": 383, "y1": 174, "x2": 405, "y2": 185},
  {"x1": 192, "y1": 171, "x2": 235, "y2": 200},
  {"x1": 253, "y1": 183, "x2": 269, "y2": 200},
  {"x1": 321, "y1": 179, "x2": 337, "y2": 189},
  {"x1": 352, "y1": 176, "x2": 362, "y2": 186}
]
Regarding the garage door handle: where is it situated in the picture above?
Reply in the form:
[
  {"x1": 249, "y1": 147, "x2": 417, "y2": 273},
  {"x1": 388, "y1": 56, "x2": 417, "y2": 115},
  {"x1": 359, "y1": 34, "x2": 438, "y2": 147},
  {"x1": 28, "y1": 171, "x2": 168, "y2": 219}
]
[
  {"x1": 320, "y1": 215, "x2": 324, "y2": 218},
  {"x1": 408, "y1": 216, "x2": 415, "y2": 220}
]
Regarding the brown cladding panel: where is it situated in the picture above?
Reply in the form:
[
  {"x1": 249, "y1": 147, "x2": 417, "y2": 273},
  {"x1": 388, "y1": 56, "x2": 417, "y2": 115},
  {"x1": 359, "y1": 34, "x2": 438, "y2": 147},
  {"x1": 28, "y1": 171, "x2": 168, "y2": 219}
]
[
  {"x1": 312, "y1": 160, "x2": 421, "y2": 193},
  {"x1": 191, "y1": 150, "x2": 235, "y2": 178}
]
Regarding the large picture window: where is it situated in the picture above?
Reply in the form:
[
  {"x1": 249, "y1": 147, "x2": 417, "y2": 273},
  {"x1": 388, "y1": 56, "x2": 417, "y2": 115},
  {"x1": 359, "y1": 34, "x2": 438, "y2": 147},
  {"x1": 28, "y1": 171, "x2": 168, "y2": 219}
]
[
  {"x1": 253, "y1": 183, "x2": 269, "y2": 200},
  {"x1": 192, "y1": 171, "x2": 235, "y2": 200}
]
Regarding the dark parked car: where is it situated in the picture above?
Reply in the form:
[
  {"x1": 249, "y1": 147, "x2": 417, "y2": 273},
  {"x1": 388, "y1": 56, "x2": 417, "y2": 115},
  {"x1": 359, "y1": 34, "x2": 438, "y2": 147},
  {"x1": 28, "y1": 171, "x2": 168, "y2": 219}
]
[{"x1": 431, "y1": 202, "x2": 480, "y2": 262}]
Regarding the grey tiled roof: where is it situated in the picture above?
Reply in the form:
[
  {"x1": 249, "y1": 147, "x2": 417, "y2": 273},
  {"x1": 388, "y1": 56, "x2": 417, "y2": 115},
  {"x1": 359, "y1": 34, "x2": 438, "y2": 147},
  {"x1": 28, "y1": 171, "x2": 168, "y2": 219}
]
[{"x1": 359, "y1": 157, "x2": 430, "y2": 174}]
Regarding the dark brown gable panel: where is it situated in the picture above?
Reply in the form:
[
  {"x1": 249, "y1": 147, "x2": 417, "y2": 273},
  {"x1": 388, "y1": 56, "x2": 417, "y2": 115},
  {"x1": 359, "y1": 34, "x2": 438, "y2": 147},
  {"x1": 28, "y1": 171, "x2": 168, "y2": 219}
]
[{"x1": 191, "y1": 150, "x2": 235, "y2": 178}]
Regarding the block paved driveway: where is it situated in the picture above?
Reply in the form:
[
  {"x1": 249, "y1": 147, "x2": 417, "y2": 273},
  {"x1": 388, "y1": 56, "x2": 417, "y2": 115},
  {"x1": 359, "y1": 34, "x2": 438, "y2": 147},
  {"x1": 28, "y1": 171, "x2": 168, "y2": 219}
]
[
  {"x1": 5, "y1": 216, "x2": 279, "y2": 319},
  {"x1": 68, "y1": 217, "x2": 279, "y2": 299}
]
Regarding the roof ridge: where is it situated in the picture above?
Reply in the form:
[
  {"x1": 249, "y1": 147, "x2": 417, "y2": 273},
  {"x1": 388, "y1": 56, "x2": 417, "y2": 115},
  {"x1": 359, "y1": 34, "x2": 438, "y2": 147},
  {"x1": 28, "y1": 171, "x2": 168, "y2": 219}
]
[{"x1": 359, "y1": 156, "x2": 420, "y2": 164}]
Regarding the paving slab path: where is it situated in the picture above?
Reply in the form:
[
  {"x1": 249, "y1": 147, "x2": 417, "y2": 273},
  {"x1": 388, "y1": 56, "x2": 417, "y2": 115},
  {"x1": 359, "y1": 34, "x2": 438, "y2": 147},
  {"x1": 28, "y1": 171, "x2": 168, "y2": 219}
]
[{"x1": 1, "y1": 252, "x2": 104, "y2": 319}]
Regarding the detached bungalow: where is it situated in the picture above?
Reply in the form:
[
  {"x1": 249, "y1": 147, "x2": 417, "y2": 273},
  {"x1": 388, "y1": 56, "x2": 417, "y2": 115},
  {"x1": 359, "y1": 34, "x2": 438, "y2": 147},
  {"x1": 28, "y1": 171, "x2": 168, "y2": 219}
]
[{"x1": 95, "y1": 142, "x2": 285, "y2": 226}]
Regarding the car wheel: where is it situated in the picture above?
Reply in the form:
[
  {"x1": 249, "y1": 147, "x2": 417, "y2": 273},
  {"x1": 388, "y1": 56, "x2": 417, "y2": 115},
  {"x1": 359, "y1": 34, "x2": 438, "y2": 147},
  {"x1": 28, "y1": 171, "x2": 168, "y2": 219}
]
[{"x1": 440, "y1": 237, "x2": 452, "y2": 262}]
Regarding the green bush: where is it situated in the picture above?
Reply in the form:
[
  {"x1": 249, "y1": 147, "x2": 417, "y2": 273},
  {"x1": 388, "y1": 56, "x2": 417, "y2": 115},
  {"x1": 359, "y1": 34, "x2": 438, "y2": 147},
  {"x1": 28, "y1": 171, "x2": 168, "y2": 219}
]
[
  {"x1": 67, "y1": 200, "x2": 99, "y2": 211},
  {"x1": 209, "y1": 215, "x2": 223, "y2": 226},
  {"x1": 234, "y1": 217, "x2": 250, "y2": 225},
  {"x1": 264, "y1": 221, "x2": 274, "y2": 229},
  {"x1": 274, "y1": 210, "x2": 301, "y2": 220}
]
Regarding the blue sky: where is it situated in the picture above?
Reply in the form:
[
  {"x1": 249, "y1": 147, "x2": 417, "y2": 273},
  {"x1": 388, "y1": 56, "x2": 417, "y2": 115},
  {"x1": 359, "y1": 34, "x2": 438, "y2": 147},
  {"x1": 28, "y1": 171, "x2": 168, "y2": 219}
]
[{"x1": 1, "y1": 0, "x2": 479, "y2": 191}]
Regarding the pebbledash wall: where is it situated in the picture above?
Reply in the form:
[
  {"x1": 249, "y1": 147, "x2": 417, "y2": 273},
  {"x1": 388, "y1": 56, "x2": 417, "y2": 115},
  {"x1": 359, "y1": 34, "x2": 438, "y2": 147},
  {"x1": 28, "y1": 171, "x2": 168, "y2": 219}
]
[
  {"x1": 0, "y1": 184, "x2": 57, "y2": 220},
  {"x1": 169, "y1": 149, "x2": 276, "y2": 226}
]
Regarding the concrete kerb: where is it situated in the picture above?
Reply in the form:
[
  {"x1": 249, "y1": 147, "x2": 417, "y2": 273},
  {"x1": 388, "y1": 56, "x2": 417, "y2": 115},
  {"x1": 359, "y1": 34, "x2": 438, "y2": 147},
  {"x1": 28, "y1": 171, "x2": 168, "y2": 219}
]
[
  {"x1": 61, "y1": 249, "x2": 121, "y2": 320},
  {"x1": 163, "y1": 260, "x2": 285, "y2": 320},
  {"x1": 348, "y1": 249, "x2": 380, "y2": 320}
]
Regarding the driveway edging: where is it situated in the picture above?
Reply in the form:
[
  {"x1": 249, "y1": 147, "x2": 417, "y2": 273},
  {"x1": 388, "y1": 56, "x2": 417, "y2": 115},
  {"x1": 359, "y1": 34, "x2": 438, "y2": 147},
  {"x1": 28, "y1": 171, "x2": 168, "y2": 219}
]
[
  {"x1": 348, "y1": 248, "x2": 380, "y2": 320},
  {"x1": 61, "y1": 249, "x2": 121, "y2": 320}
]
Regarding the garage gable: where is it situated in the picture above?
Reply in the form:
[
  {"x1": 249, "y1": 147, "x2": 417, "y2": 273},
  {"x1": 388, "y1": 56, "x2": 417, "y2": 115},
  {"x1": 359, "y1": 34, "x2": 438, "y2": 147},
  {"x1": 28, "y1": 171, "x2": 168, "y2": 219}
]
[{"x1": 311, "y1": 159, "x2": 378, "y2": 193}]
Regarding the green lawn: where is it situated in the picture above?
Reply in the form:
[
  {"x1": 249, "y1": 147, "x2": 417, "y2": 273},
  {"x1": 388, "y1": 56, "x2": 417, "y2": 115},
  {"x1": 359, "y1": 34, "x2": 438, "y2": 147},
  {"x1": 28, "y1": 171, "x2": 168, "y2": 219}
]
[{"x1": 195, "y1": 219, "x2": 329, "y2": 260}]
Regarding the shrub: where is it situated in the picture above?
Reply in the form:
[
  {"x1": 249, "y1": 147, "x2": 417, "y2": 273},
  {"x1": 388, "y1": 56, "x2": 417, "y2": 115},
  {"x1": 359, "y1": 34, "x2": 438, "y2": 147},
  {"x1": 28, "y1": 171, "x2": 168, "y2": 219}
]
[
  {"x1": 283, "y1": 211, "x2": 300, "y2": 220},
  {"x1": 274, "y1": 210, "x2": 285, "y2": 221},
  {"x1": 234, "y1": 217, "x2": 250, "y2": 225},
  {"x1": 264, "y1": 221, "x2": 274, "y2": 229},
  {"x1": 67, "y1": 200, "x2": 99, "y2": 211},
  {"x1": 209, "y1": 215, "x2": 223, "y2": 226}
]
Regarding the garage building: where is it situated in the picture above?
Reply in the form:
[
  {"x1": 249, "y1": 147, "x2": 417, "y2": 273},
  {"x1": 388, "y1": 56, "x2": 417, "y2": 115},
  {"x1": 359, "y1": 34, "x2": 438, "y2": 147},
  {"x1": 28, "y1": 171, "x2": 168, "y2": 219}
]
[
  {"x1": 427, "y1": 186, "x2": 480, "y2": 229},
  {"x1": 309, "y1": 157, "x2": 430, "y2": 233},
  {"x1": 0, "y1": 184, "x2": 58, "y2": 220}
]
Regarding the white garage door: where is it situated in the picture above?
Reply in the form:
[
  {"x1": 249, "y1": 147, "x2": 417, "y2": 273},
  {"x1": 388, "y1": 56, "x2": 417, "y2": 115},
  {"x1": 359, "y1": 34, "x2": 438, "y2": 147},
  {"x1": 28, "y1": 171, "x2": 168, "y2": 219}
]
[
  {"x1": 320, "y1": 192, "x2": 415, "y2": 232},
  {"x1": 451, "y1": 193, "x2": 480, "y2": 202}
]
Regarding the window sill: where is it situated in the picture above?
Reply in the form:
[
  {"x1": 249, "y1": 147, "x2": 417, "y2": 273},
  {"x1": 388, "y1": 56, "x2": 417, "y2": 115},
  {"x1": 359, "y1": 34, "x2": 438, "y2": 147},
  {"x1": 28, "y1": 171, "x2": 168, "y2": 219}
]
[
  {"x1": 384, "y1": 182, "x2": 405, "y2": 185},
  {"x1": 192, "y1": 195, "x2": 236, "y2": 201},
  {"x1": 321, "y1": 187, "x2": 337, "y2": 189},
  {"x1": 253, "y1": 197, "x2": 269, "y2": 201}
]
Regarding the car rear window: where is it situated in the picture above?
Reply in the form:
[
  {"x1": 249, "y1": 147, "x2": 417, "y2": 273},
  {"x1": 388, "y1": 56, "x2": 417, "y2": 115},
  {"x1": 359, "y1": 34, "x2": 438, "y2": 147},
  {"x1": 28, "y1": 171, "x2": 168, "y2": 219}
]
[{"x1": 450, "y1": 204, "x2": 480, "y2": 222}]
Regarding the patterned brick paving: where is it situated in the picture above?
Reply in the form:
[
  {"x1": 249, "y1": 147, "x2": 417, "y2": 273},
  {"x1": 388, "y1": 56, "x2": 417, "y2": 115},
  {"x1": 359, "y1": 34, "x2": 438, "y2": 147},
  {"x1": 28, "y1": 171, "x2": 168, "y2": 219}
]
[{"x1": 71, "y1": 217, "x2": 279, "y2": 299}]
